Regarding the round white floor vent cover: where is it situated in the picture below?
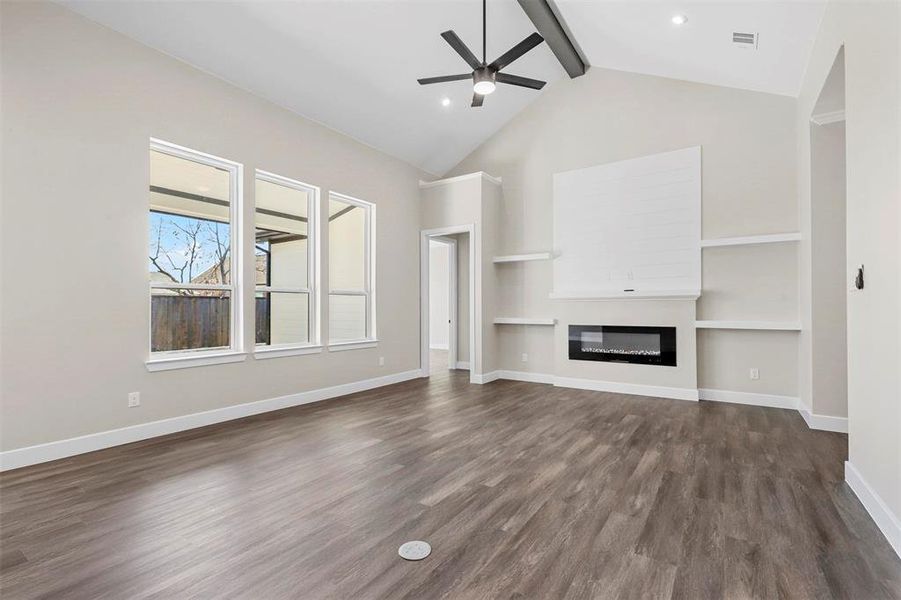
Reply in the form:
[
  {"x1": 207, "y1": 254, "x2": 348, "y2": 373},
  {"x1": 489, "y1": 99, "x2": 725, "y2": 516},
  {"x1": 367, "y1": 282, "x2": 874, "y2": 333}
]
[{"x1": 398, "y1": 540, "x2": 431, "y2": 561}]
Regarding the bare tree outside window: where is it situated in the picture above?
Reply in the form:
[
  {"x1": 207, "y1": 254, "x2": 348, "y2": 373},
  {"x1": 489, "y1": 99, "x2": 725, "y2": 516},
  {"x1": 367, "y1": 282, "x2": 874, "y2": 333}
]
[{"x1": 149, "y1": 212, "x2": 231, "y2": 295}]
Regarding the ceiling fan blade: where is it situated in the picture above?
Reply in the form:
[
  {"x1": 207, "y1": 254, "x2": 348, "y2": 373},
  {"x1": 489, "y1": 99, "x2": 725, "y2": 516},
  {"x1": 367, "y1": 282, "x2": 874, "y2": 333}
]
[
  {"x1": 496, "y1": 72, "x2": 546, "y2": 90},
  {"x1": 441, "y1": 30, "x2": 482, "y2": 70},
  {"x1": 417, "y1": 74, "x2": 473, "y2": 85},
  {"x1": 471, "y1": 93, "x2": 484, "y2": 107},
  {"x1": 489, "y1": 32, "x2": 544, "y2": 71}
]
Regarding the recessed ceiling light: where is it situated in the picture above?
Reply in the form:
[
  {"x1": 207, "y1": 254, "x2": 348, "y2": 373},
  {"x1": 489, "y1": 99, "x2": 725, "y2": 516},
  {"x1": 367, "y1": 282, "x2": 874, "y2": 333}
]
[
  {"x1": 441, "y1": 97, "x2": 451, "y2": 107},
  {"x1": 671, "y1": 14, "x2": 687, "y2": 25}
]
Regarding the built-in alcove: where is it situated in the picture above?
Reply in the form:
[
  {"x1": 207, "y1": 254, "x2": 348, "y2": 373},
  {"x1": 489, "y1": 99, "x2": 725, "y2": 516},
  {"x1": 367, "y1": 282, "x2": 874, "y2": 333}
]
[{"x1": 806, "y1": 46, "x2": 848, "y2": 419}]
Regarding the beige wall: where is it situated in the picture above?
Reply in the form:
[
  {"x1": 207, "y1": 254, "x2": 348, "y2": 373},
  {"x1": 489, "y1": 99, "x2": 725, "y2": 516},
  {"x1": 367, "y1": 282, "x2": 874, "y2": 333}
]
[
  {"x1": 796, "y1": 0, "x2": 900, "y2": 529},
  {"x1": 450, "y1": 66, "x2": 799, "y2": 395},
  {"x1": 0, "y1": 2, "x2": 425, "y2": 451},
  {"x1": 697, "y1": 330, "x2": 799, "y2": 396}
]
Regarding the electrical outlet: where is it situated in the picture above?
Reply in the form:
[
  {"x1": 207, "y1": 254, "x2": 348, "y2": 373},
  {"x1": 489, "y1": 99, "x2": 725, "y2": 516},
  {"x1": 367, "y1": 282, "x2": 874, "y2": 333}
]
[
  {"x1": 378, "y1": 356, "x2": 385, "y2": 367},
  {"x1": 521, "y1": 353, "x2": 528, "y2": 363},
  {"x1": 749, "y1": 368, "x2": 760, "y2": 381},
  {"x1": 128, "y1": 392, "x2": 140, "y2": 408}
]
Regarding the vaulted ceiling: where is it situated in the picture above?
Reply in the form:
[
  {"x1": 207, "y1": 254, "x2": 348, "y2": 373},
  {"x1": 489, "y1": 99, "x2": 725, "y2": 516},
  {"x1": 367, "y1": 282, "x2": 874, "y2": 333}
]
[{"x1": 61, "y1": 0, "x2": 825, "y2": 176}]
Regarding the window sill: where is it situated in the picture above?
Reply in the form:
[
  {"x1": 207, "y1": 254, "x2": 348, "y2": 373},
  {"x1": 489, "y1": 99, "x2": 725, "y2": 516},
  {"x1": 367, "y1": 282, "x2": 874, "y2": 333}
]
[
  {"x1": 328, "y1": 339, "x2": 379, "y2": 352},
  {"x1": 146, "y1": 351, "x2": 247, "y2": 372},
  {"x1": 254, "y1": 345, "x2": 323, "y2": 360}
]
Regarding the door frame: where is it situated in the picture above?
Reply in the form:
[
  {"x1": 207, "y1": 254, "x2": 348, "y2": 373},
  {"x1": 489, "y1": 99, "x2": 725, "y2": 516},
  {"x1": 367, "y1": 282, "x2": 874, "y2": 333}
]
[{"x1": 420, "y1": 225, "x2": 476, "y2": 383}]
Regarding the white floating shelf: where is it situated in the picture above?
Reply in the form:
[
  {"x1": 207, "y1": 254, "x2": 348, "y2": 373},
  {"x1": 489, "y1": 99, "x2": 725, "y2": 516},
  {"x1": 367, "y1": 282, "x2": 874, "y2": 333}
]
[
  {"x1": 493, "y1": 317, "x2": 556, "y2": 326},
  {"x1": 550, "y1": 290, "x2": 700, "y2": 301},
  {"x1": 493, "y1": 252, "x2": 553, "y2": 264},
  {"x1": 700, "y1": 233, "x2": 801, "y2": 248},
  {"x1": 695, "y1": 320, "x2": 802, "y2": 331}
]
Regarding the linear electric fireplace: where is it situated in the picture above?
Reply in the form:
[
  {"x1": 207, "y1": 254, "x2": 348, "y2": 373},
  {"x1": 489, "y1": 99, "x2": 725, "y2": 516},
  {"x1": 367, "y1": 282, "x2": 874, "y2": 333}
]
[{"x1": 569, "y1": 325, "x2": 677, "y2": 366}]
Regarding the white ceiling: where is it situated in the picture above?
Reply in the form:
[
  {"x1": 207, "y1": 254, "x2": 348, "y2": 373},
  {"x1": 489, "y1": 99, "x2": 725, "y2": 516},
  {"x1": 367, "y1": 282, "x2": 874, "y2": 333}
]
[
  {"x1": 62, "y1": 0, "x2": 564, "y2": 175},
  {"x1": 61, "y1": 1, "x2": 825, "y2": 176},
  {"x1": 555, "y1": 0, "x2": 826, "y2": 98}
]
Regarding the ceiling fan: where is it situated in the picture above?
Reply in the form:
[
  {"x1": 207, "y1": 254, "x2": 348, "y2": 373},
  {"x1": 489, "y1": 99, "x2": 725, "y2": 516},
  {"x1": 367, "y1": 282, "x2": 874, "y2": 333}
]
[{"x1": 417, "y1": 0, "x2": 547, "y2": 107}]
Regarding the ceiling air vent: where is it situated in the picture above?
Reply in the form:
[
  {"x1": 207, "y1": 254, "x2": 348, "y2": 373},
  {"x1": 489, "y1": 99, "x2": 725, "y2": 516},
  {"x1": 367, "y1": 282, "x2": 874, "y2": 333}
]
[{"x1": 732, "y1": 32, "x2": 758, "y2": 49}]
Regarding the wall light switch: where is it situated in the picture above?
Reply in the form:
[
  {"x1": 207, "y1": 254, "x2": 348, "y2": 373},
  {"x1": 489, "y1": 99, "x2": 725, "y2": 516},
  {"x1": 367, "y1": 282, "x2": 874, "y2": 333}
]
[
  {"x1": 378, "y1": 356, "x2": 385, "y2": 367},
  {"x1": 521, "y1": 353, "x2": 528, "y2": 363},
  {"x1": 128, "y1": 392, "x2": 140, "y2": 407},
  {"x1": 749, "y1": 368, "x2": 760, "y2": 380}
]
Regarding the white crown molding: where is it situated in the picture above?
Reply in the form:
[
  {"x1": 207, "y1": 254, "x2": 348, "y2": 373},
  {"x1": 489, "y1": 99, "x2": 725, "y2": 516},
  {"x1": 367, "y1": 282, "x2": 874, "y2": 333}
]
[
  {"x1": 810, "y1": 109, "x2": 845, "y2": 125},
  {"x1": 419, "y1": 171, "x2": 502, "y2": 189},
  {"x1": 845, "y1": 461, "x2": 901, "y2": 559},
  {"x1": 0, "y1": 369, "x2": 421, "y2": 472}
]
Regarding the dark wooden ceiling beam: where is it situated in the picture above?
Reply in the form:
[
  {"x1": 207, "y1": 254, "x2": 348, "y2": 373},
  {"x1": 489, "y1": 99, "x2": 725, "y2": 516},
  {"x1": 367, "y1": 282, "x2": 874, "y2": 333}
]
[{"x1": 516, "y1": 0, "x2": 587, "y2": 79}]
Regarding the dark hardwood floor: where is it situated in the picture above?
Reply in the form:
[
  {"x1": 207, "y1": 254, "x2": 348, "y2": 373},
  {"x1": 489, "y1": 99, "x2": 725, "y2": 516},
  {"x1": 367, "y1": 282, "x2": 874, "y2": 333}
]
[{"x1": 2, "y1": 366, "x2": 899, "y2": 599}]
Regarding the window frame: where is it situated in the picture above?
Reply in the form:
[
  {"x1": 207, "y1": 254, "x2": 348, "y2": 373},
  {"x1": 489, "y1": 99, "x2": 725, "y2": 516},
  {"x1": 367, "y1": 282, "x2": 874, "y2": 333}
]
[
  {"x1": 146, "y1": 138, "x2": 244, "y2": 370},
  {"x1": 253, "y1": 169, "x2": 322, "y2": 358},
  {"x1": 328, "y1": 191, "x2": 376, "y2": 348}
]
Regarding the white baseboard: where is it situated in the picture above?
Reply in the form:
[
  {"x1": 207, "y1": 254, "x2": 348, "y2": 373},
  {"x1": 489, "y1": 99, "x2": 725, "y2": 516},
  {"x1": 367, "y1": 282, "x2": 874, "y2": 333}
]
[
  {"x1": 0, "y1": 369, "x2": 422, "y2": 472},
  {"x1": 699, "y1": 388, "x2": 799, "y2": 410},
  {"x1": 429, "y1": 343, "x2": 449, "y2": 350},
  {"x1": 483, "y1": 372, "x2": 697, "y2": 400},
  {"x1": 496, "y1": 370, "x2": 556, "y2": 384},
  {"x1": 700, "y1": 389, "x2": 848, "y2": 433},
  {"x1": 454, "y1": 361, "x2": 470, "y2": 370},
  {"x1": 845, "y1": 461, "x2": 901, "y2": 559},
  {"x1": 553, "y1": 376, "x2": 699, "y2": 401},
  {"x1": 472, "y1": 371, "x2": 500, "y2": 384},
  {"x1": 799, "y1": 406, "x2": 848, "y2": 433}
]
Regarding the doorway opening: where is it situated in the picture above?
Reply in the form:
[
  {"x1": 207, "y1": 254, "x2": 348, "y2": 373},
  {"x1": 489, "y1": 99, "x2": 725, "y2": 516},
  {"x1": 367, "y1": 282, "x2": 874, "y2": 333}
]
[
  {"x1": 420, "y1": 226, "x2": 476, "y2": 382},
  {"x1": 428, "y1": 237, "x2": 456, "y2": 373}
]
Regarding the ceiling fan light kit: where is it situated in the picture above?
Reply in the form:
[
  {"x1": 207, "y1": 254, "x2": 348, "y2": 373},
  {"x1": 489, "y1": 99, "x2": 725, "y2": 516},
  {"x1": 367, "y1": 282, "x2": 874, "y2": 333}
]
[
  {"x1": 418, "y1": 0, "x2": 547, "y2": 107},
  {"x1": 473, "y1": 68, "x2": 496, "y2": 95}
]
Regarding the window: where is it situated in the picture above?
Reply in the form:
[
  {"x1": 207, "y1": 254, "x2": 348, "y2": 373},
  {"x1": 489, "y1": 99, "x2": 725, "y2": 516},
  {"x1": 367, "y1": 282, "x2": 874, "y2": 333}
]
[
  {"x1": 328, "y1": 192, "x2": 375, "y2": 344},
  {"x1": 255, "y1": 171, "x2": 319, "y2": 351},
  {"x1": 148, "y1": 140, "x2": 242, "y2": 361}
]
